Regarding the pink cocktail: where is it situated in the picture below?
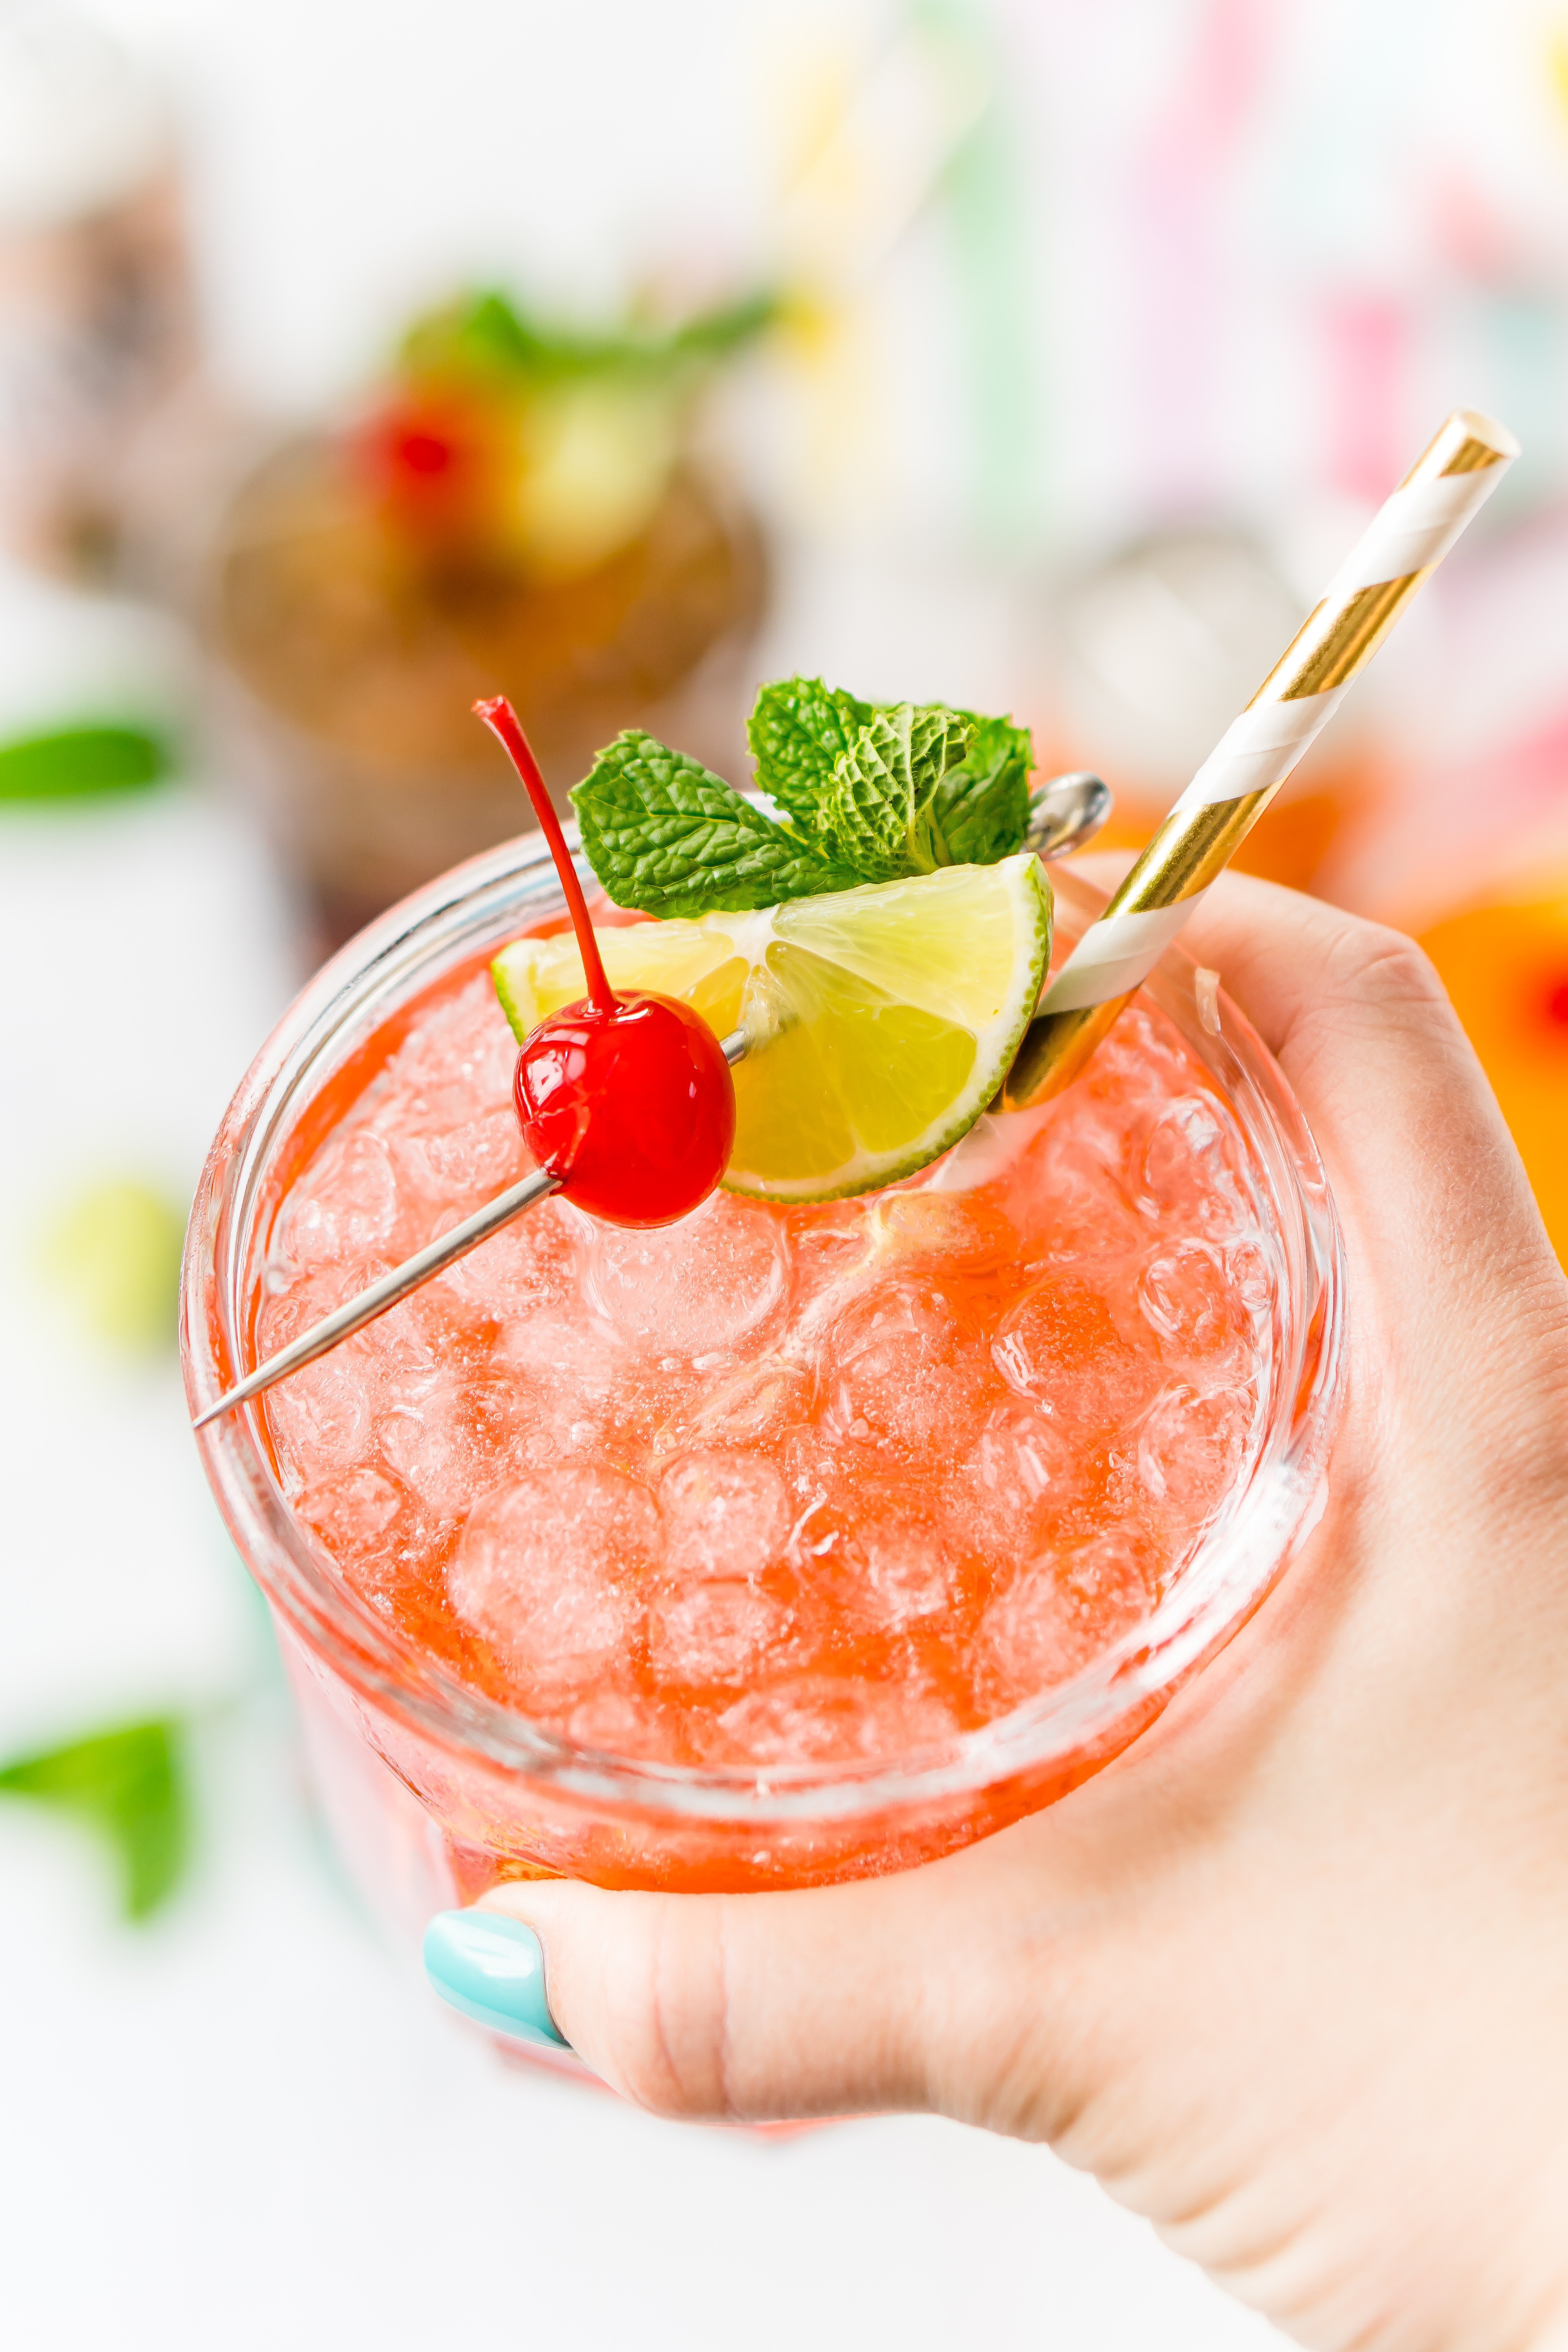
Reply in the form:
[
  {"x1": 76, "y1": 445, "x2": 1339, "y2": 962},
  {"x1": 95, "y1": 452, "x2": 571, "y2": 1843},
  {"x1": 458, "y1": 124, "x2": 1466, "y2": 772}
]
[{"x1": 185, "y1": 841, "x2": 1342, "y2": 1929}]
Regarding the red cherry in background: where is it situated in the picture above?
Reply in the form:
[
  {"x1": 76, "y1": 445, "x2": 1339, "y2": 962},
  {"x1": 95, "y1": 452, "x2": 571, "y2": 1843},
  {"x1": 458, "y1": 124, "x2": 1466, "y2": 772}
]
[
  {"x1": 475, "y1": 695, "x2": 737, "y2": 1228},
  {"x1": 515, "y1": 991, "x2": 736, "y2": 1226}
]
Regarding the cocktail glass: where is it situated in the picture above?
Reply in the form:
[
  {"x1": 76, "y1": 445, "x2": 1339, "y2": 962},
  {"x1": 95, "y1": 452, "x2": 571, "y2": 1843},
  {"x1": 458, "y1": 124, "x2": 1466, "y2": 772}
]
[{"x1": 183, "y1": 831, "x2": 1344, "y2": 2061}]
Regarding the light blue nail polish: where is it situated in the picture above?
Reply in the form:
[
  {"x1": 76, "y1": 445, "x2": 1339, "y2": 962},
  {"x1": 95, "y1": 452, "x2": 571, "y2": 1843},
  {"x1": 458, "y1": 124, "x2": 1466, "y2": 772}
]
[{"x1": 423, "y1": 1911, "x2": 568, "y2": 2047}]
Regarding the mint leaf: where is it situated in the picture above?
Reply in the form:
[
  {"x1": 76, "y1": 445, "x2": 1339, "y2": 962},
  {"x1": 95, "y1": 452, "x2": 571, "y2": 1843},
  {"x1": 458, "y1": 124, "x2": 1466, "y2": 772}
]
[
  {"x1": 572, "y1": 731, "x2": 860, "y2": 916},
  {"x1": 930, "y1": 711, "x2": 1034, "y2": 866},
  {"x1": 746, "y1": 676, "x2": 871, "y2": 833},
  {"x1": 0, "y1": 1719, "x2": 189, "y2": 1920},
  {"x1": 824, "y1": 703, "x2": 972, "y2": 881}
]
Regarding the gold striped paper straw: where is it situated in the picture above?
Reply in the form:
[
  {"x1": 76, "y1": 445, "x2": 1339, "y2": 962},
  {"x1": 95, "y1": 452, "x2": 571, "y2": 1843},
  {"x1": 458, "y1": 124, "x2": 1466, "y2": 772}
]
[{"x1": 1005, "y1": 408, "x2": 1520, "y2": 1107}]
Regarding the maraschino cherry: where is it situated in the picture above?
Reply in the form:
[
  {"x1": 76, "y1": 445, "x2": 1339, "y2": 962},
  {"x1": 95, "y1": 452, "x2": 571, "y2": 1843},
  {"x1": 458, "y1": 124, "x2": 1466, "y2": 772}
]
[{"x1": 474, "y1": 696, "x2": 736, "y2": 1227}]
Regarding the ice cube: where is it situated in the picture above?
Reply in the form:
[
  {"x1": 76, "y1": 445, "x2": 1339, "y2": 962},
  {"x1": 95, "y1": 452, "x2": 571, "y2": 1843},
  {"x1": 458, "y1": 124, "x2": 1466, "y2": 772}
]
[
  {"x1": 657, "y1": 1450, "x2": 790, "y2": 1582},
  {"x1": 1009, "y1": 1101, "x2": 1150, "y2": 1268},
  {"x1": 264, "y1": 1358, "x2": 370, "y2": 1484},
  {"x1": 1140, "y1": 1093, "x2": 1252, "y2": 1240},
  {"x1": 992, "y1": 1274, "x2": 1157, "y2": 1436},
  {"x1": 1138, "y1": 1240, "x2": 1249, "y2": 1367},
  {"x1": 871, "y1": 1185, "x2": 1022, "y2": 1274},
  {"x1": 826, "y1": 1280, "x2": 993, "y2": 1456},
  {"x1": 585, "y1": 1192, "x2": 790, "y2": 1358},
  {"x1": 295, "y1": 1465, "x2": 401, "y2": 1563},
  {"x1": 978, "y1": 1534, "x2": 1152, "y2": 1702},
  {"x1": 393, "y1": 1107, "x2": 526, "y2": 1205},
  {"x1": 256, "y1": 1263, "x2": 362, "y2": 1356},
  {"x1": 950, "y1": 1402, "x2": 1083, "y2": 1572},
  {"x1": 652, "y1": 1354, "x2": 816, "y2": 1457},
  {"x1": 379, "y1": 972, "x2": 518, "y2": 1119},
  {"x1": 648, "y1": 1581, "x2": 786, "y2": 1687},
  {"x1": 350, "y1": 1283, "x2": 464, "y2": 1394},
  {"x1": 278, "y1": 1131, "x2": 404, "y2": 1269},
  {"x1": 710, "y1": 1675, "x2": 957, "y2": 1766},
  {"x1": 314, "y1": 1462, "x2": 397, "y2": 1530},
  {"x1": 296, "y1": 1465, "x2": 419, "y2": 1597},
  {"x1": 851, "y1": 1518, "x2": 955, "y2": 1626},
  {"x1": 788, "y1": 1212, "x2": 875, "y2": 1320},
  {"x1": 378, "y1": 1374, "x2": 524, "y2": 1518},
  {"x1": 436, "y1": 1194, "x2": 585, "y2": 1319},
  {"x1": 965, "y1": 1402, "x2": 1076, "y2": 1508},
  {"x1": 448, "y1": 1465, "x2": 660, "y2": 1685},
  {"x1": 564, "y1": 1685, "x2": 679, "y2": 1761},
  {"x1": 1134, "y1": 1379, "x2": 1252, "y2": 1515},
  {"x1": 781, "y1": 1431, "x2": 960, "y2": 1631},
  {"x1": 1224, "y1": 1237, "x2": 1275, "y2": 1316},
  {"x1": 492, "y1": 1306, "x2": 622, "y2": 1413},
  {"x1": 1089, "y1": 1001, "x2": 1193, "y2": 1107}
]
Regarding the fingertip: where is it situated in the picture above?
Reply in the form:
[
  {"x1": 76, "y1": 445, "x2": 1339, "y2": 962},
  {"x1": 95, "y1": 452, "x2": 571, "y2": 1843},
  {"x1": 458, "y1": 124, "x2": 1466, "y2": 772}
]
[{"x1": 423, "y1": 1907, "x2": 569, "y2": 2049}]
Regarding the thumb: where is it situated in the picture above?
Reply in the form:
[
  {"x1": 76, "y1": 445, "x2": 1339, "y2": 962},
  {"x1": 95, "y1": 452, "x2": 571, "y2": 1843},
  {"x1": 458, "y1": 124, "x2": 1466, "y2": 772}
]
[
  {"x1": 1169, "y1": 869, "x2": 1552, "y2": 1299},
  {"x1": 459, "y1": 1859, "x2": 1012, "y2": 2125}
]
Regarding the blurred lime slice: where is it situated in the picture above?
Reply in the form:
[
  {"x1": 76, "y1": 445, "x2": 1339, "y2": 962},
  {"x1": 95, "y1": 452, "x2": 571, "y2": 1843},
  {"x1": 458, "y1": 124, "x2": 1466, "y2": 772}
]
[{"x1": 42, "y1": 1180, "x2": 184, "y2": 1350}]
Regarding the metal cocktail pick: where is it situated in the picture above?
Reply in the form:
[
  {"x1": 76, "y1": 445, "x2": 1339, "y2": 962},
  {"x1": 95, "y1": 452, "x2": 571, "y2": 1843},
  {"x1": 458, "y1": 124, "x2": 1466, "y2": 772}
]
[
  {"x1": 1023, "y1": 770, "x2": 1111, "y2": 862},
  {"x1": 192, "y1": 766, "x2": 1110, "y2": 1427}
]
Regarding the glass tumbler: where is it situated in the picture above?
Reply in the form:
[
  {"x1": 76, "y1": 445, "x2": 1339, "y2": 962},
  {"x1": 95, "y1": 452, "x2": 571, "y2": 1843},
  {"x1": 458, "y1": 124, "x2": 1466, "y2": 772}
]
[{"x1": 183, "y1": 840, "x2": 1345, "y2": 2010}]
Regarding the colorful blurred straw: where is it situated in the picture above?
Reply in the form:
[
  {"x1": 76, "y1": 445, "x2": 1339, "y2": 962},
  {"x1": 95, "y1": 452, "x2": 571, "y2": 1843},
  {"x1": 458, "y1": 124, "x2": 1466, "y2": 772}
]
[{"x1": 1005, "y1": 408, "x2": 1521, "y2": 1107}]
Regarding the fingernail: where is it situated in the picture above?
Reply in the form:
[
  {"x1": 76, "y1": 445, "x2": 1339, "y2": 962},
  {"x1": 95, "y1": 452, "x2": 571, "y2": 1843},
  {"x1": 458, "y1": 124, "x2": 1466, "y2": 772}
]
[{"x1": 423, "y1": 1910, "x2": 568, "y2": 2047}]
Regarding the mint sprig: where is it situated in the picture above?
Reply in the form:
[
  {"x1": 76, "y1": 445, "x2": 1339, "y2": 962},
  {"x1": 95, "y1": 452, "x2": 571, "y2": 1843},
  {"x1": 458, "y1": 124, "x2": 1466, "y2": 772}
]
[{"x1": 570, "y1": 677, "x2": 1035, "y2": 916}]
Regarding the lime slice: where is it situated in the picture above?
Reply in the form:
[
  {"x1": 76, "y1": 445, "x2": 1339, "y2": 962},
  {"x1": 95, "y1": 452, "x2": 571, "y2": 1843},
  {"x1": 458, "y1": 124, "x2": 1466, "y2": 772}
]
[{"x1": 491, "y1": 855, "x2": 1052, "y2": 1202}]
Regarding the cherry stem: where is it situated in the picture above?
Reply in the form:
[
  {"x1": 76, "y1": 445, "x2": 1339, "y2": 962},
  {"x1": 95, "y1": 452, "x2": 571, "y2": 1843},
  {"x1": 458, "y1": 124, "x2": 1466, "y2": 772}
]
[{"x1": 474, "y1": 695, "x2": 618, "y2": 1018}]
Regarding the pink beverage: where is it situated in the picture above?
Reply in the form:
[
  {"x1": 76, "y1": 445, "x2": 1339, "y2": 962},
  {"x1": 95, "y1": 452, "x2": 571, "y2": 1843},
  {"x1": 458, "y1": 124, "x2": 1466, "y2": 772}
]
[
  {"x1": 186, "y1": 851, "x2": 1343, "y2": 1918},
  {"x1": 269, "y1": 973, "x2": 1270, "y2": 1756}
]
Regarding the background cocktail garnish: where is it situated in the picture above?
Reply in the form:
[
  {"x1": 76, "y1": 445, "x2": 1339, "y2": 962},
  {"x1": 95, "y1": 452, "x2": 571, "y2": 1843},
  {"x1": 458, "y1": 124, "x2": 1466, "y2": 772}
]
[
  {"x1": 1006, "y1": 409, "x2": 1521, "y2": 1107},
  {"x1": 367, "y1": 284, "x2": 776, "y2": 584}
]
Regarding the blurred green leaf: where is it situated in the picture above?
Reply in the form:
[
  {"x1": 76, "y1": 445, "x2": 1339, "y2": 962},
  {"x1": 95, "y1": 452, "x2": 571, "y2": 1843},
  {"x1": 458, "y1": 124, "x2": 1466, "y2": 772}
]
[
  {"x1": 400, "y1": 285, "x2": 776, "y2": 391},
  {"x1": 0, "y1": 1720, "x2": 190, "y2": 1920},
  {"x1": 0, "y1": 725, "x2": 173, "y2": 801},
  {"x1": 42, "y1": 1180, "x2": 185, "y2": 1352}
]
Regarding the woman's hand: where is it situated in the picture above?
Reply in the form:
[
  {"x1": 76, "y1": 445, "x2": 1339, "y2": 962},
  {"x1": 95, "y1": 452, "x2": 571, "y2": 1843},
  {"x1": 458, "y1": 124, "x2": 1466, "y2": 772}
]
[{"x1": 468, "y1": 873, "x2": 1568, "y2": 2352}]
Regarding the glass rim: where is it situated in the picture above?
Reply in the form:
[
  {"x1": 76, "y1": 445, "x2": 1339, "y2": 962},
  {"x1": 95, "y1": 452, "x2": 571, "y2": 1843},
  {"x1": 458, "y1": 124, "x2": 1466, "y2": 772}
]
[{"x1": 182, "y1": 828, "x2": 1346, "y2": 1827}]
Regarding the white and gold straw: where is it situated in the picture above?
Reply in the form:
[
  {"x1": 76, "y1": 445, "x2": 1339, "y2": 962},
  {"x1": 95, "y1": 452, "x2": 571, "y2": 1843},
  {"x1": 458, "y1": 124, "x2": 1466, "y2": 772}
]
[{"x1": 1005, "y1": 408, "x2": 1521, "y2": 1106}]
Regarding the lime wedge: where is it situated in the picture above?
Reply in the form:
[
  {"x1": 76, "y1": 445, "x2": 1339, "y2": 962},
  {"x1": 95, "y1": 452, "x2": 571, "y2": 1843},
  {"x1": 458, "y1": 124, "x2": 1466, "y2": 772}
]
[{"x1": 492, "y1": 856, "x2": 1052, "y2": 1202}]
